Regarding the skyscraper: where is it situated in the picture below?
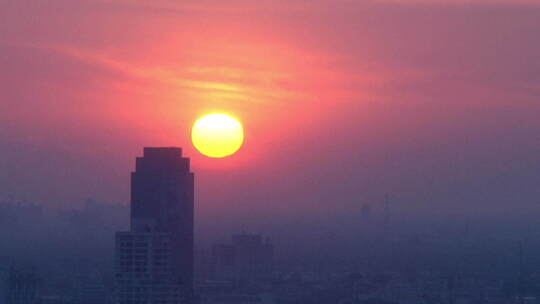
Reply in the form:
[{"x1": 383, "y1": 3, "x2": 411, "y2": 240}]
[{"x1": 115, "y1": 147, "x2": 194, "y2": 304}]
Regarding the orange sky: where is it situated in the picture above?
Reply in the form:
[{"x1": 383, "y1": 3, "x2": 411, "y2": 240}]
[{"x1": 1, "y1": 0, "x2": 539, "y2": 233}]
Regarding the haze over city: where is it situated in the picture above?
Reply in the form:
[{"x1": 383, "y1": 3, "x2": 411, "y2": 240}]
[{"x1": 1, "y1": 1, "x2": 539, "y2": 304}]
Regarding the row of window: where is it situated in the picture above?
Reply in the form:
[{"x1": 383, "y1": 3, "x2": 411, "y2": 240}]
[{"x1": 118, "y1": 254, "x2": 169, "y2": 260}]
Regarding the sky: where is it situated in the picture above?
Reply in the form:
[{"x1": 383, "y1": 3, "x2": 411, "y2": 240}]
[{"x1": 0, "y1": 0, "x2": 539, "y2": 235}]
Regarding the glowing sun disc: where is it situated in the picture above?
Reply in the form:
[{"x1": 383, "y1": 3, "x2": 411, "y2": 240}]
[{"x1": 191, "y1": 113, "x2": 244, "y2": 158}]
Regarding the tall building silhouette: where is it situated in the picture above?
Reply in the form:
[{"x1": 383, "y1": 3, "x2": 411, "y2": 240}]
[{"x1": 115, "y1": 147, "x2": 194, "y2": 304}]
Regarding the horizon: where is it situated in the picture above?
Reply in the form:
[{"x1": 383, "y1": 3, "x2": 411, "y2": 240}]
[{"x1": 1, "y1": 1, "x2": 539, "y2": 303}]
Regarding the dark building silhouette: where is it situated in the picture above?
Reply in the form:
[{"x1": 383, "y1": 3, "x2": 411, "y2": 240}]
[
  {"x1": 131, "y1": 147, "x2": 195, "y2": 288},
  {"x1": 5, "y1": 266, "x2": 39, "y2": 304},
  {"x1": 115, "y1": 147, "x2": 194, "y2": 304}
]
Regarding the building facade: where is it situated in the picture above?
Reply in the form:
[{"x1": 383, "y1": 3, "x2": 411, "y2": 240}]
[
  {"x1": 115, "y1": 147, "x2": 194, "y2": 304},
  {"x1": 5, "y1": 266, "x2": 39, "y2": 304}
]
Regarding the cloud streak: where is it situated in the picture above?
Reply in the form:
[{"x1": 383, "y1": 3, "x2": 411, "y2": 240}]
[{"x1": 0, "y1": 0, "x2": 539, "y2": 223}]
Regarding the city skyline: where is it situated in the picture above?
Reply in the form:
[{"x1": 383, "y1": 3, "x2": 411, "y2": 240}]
[{"x1": 1, "y1": 0, "x2": 539, "y2": 303}]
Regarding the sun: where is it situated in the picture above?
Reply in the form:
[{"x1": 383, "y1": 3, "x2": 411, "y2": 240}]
[{"x1": 191, "y1": 113, "x2": 244, "y2": 158}]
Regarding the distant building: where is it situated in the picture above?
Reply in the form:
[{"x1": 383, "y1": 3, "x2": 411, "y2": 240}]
[
  {"x1": 360, "y1": 204, "x2": 372, "y2": 222},
  {"x1": 0, "y1": 202, "x2": 43, "y2": 227},
  {"x1": 212, "y1": 234, "x2": 273, "y2": 282},
  {"x1": 74, "y1": 270, "x2": 112, "y2": 304},
  {"x1": 115, "y1": 147, "x2": 195, "y2": 304},
  {"x1": 5, "y1": 266, "x2": 39, "y2": 304}
]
